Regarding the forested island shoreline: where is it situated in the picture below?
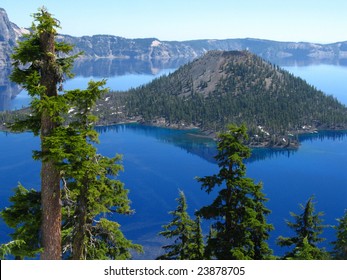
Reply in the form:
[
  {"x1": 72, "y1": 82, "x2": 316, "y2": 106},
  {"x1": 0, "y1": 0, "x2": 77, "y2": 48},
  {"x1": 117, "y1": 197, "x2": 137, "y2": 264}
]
[
  {"x1": 2, "y1": 99, "x2": 347, "y2": 150},
  {"x1": 0, "y1": 113, "x2": 322, "y2": 149},
  {"x1": 2, "y1": 49, "x2": 347, "y2": 150},
  {"x1": 90, "y1": 51, "x2": 347, "y2": 149},
  {"x1": 93, "y1": 116, "x2": 347, "y2": 149}
]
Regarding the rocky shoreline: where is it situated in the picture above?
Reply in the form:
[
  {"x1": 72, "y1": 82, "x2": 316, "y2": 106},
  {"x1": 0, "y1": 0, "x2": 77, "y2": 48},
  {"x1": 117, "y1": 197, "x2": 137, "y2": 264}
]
[{"x1": 96, "y1": 117, "x2": 324, "y2": 150}]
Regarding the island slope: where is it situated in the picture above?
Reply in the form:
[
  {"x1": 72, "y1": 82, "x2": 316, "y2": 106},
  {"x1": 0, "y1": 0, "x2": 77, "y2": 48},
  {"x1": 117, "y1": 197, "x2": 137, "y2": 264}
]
[{"x1": 98, "y1": 51, "x2": 347, "y2": 147}]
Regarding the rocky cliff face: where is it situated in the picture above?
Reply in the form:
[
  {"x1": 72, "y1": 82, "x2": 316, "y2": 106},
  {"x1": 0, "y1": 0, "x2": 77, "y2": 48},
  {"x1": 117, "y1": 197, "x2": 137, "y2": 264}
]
[
  {"x1": 0, "y1": 8, "x2": 29, "y2": 68},
  {"x1": 0, "y1": 8, "x2": 17, "y2": 68},
  {"x1": 0, "y1": 8, "x2": 28, "y2": 107},
  {"x1": 59, "y1": 34, "x2": 347, "y2": 64},
  {"x1": 0, "y1": 7, "x2": 16, "y2": 104}
]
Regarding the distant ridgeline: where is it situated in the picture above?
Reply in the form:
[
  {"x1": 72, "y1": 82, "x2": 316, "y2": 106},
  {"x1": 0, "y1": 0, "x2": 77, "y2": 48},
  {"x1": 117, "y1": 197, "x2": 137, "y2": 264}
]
[
  {"x1": 97, "y1": 51, "x2": 347, "y2": 148},
  {"x1": 2, "y1": 7, "x2": 347, "y2": 67}
]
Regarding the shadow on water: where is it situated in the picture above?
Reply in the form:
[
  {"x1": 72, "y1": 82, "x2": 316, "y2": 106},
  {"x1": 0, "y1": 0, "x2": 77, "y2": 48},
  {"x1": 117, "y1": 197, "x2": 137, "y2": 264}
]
[
  {"x1": 246, "y1": 130, "x2": 347, "y2": 163},
  {"x1": 97, "y1": 124, "x2": 347, "y2": 164},
  {"x1": 299, "y1": 130, "x2": 347, "y2": 143},
  {"x1": 96, "y1": 124, "x2": 218, "y2": 163},
  {"x1": 96, "y1": 124, "x2": 347, "y2": 164},
  {"x1": 247, "y1": 147, "x2": 297, "y2": 163}
]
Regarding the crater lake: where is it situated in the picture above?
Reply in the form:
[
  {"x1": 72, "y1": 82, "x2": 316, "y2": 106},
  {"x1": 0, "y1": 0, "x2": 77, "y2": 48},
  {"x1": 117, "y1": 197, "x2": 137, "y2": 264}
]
[{"x1": 0, "y1": 58, "x2": 346, "y2": 259}]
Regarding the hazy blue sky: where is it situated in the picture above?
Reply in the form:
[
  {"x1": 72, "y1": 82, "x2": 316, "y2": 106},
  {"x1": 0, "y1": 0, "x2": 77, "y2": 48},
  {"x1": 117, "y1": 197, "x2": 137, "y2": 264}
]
[{"x1": 1, "y1": 0, "x2": 346, "y2": 43}]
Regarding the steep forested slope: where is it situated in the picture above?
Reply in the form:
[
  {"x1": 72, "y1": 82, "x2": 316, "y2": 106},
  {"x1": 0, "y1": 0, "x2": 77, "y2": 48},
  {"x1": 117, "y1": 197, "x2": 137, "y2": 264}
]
[{"x1": 98, "y1": 51, "x2": 347, "y2": 147}]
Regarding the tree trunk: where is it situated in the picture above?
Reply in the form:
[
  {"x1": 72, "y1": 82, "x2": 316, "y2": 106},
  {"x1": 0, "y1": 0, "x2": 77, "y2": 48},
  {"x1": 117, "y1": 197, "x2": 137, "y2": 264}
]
[
  {"x1": 40, "y1": 157, "x2": 61, "y2": 259},
  {"x1": 225, "y1": 164, "x2": 233, "y2": 241},
  {"x1": 40, "y1": 30, "x2": 62, "y2": 260},
  {"x1": 72, "y1": 187, "x2": 88, "y2": 260}
]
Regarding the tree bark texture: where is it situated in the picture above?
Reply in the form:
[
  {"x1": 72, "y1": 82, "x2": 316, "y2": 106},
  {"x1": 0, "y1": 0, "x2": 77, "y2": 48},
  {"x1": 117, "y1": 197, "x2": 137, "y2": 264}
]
[
  {"x1": 72, "y1": 187, "x2": 88, "y2": 260},
  {"x1": 39, "y1": 30, "x2": 62, "y2": 260}
]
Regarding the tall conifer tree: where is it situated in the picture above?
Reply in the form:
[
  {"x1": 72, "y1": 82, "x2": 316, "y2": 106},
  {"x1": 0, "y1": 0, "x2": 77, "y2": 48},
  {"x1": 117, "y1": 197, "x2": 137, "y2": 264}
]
[
  {"x1": 197, "y1": 124, "x2": 273, "y2": 260},
  {"x1": 5, "y1": 7, "x2": 141, "y2": 260},
  {"x1": 10, "y1": 7, "x2": 76, "y2": 259},
  {"x1": 50, "y1": 80, "x2": 142, "y2": 259}
]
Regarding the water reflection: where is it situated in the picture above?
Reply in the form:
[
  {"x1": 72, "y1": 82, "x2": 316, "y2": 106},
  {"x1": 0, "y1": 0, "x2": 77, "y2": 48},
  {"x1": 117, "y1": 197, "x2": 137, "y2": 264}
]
[
  {"x1": 248, "y1": 147, "x2": 297, "y2": 163},
  {"x1": 96, "y1": 124, "x2": 218, "y2": 163},
  {"x1": 0, "y1": 58, "x2": 191, "y2": 111},
  {"x1": 0, "y1": 66, "x2": 22, "y2": 111},
  {"x1": 96, "y1": 124, "x2": 347, "y2": 164},
  {"x1": 299, "y1": 130, "x2": 347, "y2": 143},
  {"x1": 269, "y1": 57, "x2": 347, "y2": 67},
  {"x1": 72, "y1": 58, "x2": 191, "y2": 77}
]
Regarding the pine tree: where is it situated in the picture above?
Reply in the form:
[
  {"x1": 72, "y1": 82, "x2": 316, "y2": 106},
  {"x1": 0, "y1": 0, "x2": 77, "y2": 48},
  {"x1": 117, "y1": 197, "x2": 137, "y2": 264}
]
[
  {"x1": 288, "y1": 237, "x2": 328, "y2": 260},
  {"x1": 0, "y1": 184, "x2": 41, "y2": 259},
  {"x1": 157, "y1": 190, "x2": 196, "y2": 260},
  {"x1": 9, "y1": 7, "x2": 76, "y2": 259},
  {"x1": 0, "y1": 81, "x2": 143, "y2": 260},
  {"x1": 0, "y1": 240, "x2": 26, "y2": 260},
  {"x1": 3, "y1": 8, "x2": 142, "y2": 260},
  {"x1": 54, "y1": 80, "x2": 142, "y2": 259},
  {"x1": 277, "y1": 196, "x2": 328, "y2": 259},
  {"x1": 196, "y1": 124, "x2": 273, "y2": 260},
  {"x1": 189, "y1": 215, "x2": 205, "y2": 260},
  {"x1": 331, "y1": 210, "x2": 347, "y2": 260}
]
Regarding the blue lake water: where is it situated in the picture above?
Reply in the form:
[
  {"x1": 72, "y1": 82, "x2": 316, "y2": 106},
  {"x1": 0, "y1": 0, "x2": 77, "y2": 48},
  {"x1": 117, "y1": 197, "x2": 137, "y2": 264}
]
[{"x1": 0, "y1": 61, "x2": 347, "y2": 259}]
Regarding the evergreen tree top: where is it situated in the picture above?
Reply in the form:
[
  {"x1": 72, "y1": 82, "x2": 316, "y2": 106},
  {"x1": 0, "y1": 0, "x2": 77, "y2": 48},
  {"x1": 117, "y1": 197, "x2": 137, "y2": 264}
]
[
  {"x1": 10, "y1": 7, "x2": 76, "y2": 98},
  {"x1": 32, "y1": 7, "x2": 60, "y2": 34},
  {"x1": 277, "y1": 196, "x2": 327, "y2": 259}
]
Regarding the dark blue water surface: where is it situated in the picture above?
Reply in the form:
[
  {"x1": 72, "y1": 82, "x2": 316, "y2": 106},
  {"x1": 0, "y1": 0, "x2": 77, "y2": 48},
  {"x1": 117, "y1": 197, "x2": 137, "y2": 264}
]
[
  {"x1": 0, "y1": 62, "x2": 347, "y2": 259},
  {"x1": 1, "y1": 125, "x2": 346, "y2": 259}
]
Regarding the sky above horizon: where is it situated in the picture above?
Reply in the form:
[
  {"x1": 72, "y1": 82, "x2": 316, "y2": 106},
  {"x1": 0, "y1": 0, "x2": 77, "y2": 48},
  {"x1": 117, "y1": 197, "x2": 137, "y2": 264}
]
[{"x1": 1, "y1": 0, "x2": 346, "y2": 43}]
